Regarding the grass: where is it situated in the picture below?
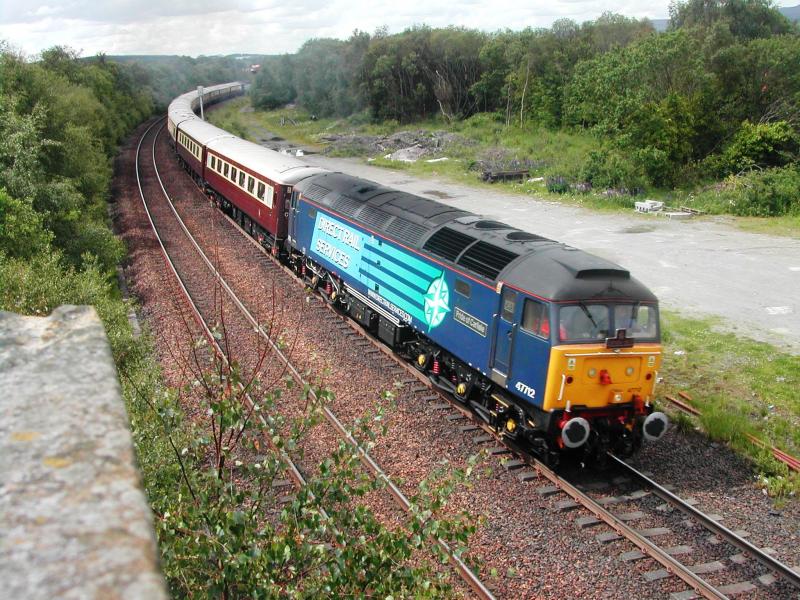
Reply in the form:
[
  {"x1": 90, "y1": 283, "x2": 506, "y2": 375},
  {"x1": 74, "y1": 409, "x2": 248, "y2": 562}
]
[
  {"x1": 207, "y1": 100, "x2": 800, "y2": 497},
  {"x1": 660, "y1": 310, "x2": 800, "y2": 499},
  {"x1": 209, "y1": 100, "x2": 800, "y2": 238}
]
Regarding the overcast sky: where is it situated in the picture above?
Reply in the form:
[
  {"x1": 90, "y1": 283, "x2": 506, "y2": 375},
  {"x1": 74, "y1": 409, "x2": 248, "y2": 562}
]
[{"x1": 1, "y1": 1, "x2": 797, "y2": 58}]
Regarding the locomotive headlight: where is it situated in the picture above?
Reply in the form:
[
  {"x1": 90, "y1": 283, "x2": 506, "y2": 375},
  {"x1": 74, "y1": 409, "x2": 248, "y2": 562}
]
[
  {"x1": 417, "y1": 354, "x2": 426, "y2": 366},
  {"x1": 626, "y1": 367, "x2": 634, "y2": 376},
  {"x1": 588, "y1": 368, "x2": 597, "y2": 378}
]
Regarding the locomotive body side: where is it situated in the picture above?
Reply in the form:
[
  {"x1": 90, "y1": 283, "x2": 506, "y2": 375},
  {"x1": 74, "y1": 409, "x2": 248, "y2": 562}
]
[{"x1": 291, "y1": 195, "x2": 509, "y2": 384}]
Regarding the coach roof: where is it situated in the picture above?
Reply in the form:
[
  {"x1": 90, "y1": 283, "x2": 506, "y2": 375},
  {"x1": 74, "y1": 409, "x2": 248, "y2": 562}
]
[{"x1": 207, "y1": 137, "x2": 327, "y2": 185}]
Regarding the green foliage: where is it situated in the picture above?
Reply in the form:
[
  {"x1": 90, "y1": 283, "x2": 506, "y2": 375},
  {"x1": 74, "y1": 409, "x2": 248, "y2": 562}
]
[
  {"x1": 580, "y1": 148, "x2": 647, "y2": 190},
  {"x1": 138, "y1": 340, "x2": 477, "y2": 597},
  {"x1": 710, "y1": 120, "x2": 799, "y2": 175},
  {"x1": 669, "y1": 0, "x2": 793, "y2": 40},
  {"x1": 0, "y1": 46, "x2": 143, "y2": 273},
  {"x1": 688, "y1": 166, "x2": 800, "y2": 216},
  {"x1": 0, "y1": 188, "x2": 52, "y2": 259}
]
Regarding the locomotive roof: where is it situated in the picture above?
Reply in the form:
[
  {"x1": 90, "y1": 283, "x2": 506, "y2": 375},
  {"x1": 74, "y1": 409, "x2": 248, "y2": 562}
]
[
  {"x1": 296, "y1": 172, "x2": 656, "y2": 303},
  {"x1": 207, "y1": 137, "x2": 327, "y2": 185}
]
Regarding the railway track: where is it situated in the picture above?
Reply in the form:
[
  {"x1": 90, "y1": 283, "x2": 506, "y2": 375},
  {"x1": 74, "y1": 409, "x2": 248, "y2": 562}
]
[
  {"x1": 135, "y1": 114, "x2": 800, "y2": 599},
  {"x1": 185, "y1": 149, "x2": 800, "y2": 599},
  {"x1": 135, "y1": 118, "x2": 496, "y2": 600}
]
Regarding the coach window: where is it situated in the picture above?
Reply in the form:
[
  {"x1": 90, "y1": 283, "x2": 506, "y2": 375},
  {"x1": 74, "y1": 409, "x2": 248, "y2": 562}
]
[
  {"x1": 521, "y1": 299, "x2": 550, "y2": 339},
  {"x1": 230, "y1": 167, "x2": 237, "y2": 181},
  {"x1": 454, "y1": 279, "x2": 471, "y2": 299},
  {"x1": 501, "y1": 288, "x2": 516, "y2": 322},
  {"x1": 223, "y1": 163, "x2": 229, "y2": 177},
  {"x1": 239, "y1": 171, "x2": 246, "y2": 187},
  {"x1": 257, "y1": 182, "x2": 265, "y2": 200},
  {"x1": 247, "y1": 177, "x2": 255, "y2": 194}
]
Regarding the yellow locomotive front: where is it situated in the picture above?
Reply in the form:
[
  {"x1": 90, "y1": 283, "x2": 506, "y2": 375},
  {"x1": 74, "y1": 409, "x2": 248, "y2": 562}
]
[{"x1": 541, "y1": 301, "x2": 668, "y2": 457}]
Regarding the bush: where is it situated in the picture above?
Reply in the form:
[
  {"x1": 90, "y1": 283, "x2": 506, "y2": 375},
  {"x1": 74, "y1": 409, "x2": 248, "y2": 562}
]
[
  {"x1": 580, "y1": 148, "x2": 647, "y2": 190},
  {"x1": 546, "y1": 176, "x2": 570, "y2": 193},
  {"x1": 689, "y1": 166, "x2": 800, "y2": 216},
  {"x1": 734, "y1": 166, "x2": 800, "y2": 216},
  {"x1": 710, "y1": 120, "x2": 799, "y2": 177}
]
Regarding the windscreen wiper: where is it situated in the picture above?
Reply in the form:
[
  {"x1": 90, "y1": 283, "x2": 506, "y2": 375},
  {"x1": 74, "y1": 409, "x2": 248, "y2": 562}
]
[{"x1": 578, "y1": 302, "x2": 598, "y2": 330}]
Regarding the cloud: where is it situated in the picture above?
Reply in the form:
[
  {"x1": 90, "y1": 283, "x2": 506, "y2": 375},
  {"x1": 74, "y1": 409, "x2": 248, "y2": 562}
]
[{"x1": 0, "y1": 0, "x2": 691, "y2": 58}]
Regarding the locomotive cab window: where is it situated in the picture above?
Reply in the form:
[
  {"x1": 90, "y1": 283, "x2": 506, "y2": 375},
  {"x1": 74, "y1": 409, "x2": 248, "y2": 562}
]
[
  {"x1": 521, "y1": 299, "x2": 550, "y2": 339},
  {"x1": 614, "y1": 304, "x2": 658, "y2": 339},
  {"x1": 559, "y1": 304, "x2": 610, "y2": 342}
]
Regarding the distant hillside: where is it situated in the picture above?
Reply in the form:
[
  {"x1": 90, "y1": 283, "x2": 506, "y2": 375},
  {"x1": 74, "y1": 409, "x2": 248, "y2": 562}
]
[{"x1": 650, "y1": 4, "x2": 799, "y2": 31}]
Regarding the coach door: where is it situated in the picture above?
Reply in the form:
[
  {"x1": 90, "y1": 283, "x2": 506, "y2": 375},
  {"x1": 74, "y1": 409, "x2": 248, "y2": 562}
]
[
  {"x1": 287, "y1": 190, "x2": 300, "y2": 246},
  {"x1": 491, "y1": 287, "x2": 517, "y2": 386}
]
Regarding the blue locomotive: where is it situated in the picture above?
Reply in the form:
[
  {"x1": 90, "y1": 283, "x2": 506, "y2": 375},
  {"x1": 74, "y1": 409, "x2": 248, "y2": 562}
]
[
  {"x1": 287, "y1": 173, "x2": 668, "y2": 464},
  {"x1": 168, "y1": 84, "x2": 668, "y2": 465}
]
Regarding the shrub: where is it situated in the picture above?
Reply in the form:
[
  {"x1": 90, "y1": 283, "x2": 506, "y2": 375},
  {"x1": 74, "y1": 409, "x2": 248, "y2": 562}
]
[
  {"x1": 689, "y1": 166, "x2": 800, "y2": 216},
  {"x1": 733, "y1": 166, "x2": 800, "y2": 216},
  {"x1": 711, "y1": 120, "x2": 799, "y2": 177},
  {"x1": 580, "y1": 148, "x2": 647, "y2": 190},
  {"x1": 546, "y1": 176, "x2": 570, "y2": 193}
]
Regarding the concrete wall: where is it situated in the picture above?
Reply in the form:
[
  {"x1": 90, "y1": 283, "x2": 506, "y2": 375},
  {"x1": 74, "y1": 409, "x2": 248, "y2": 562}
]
[{"x1": 0, "y1": 306, "x2": 167, "y2": 600}]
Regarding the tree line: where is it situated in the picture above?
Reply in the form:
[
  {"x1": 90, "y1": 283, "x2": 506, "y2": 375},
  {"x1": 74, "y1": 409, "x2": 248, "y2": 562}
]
[{"x1": 251, "y1": 0, "x2": 800, "y2": 199}]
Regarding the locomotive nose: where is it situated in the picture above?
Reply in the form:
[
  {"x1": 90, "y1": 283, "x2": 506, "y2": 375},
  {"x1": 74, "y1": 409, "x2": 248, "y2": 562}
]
[
  {"x1": 561, "y1": 417, "x2": 591, "y2": 448},
  {"x1": 643, "y1": 411, "x2": 669, "y2": 442}
]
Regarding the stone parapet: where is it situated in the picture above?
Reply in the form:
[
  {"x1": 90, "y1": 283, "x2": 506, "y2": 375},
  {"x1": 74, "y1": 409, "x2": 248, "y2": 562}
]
[{"x1": 0, "y1": 306, "x2": 167, "y2": 600}]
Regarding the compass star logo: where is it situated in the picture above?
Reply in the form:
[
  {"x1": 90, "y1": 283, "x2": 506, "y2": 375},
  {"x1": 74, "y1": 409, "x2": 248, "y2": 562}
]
[{"x1": 423, "y1": 273, "x2": 450, "y2": 329}]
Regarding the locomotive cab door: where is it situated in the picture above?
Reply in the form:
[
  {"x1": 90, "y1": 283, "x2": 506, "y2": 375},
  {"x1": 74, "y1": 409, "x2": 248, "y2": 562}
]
[{"x1": 491, "y1": 287, "x2": 517, "y2": 386}]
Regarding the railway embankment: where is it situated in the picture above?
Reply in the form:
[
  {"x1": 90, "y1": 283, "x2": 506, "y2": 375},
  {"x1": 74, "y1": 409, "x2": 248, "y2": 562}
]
[{"x1": 0, "y1": 305, "x2": 166, "y2": 600}]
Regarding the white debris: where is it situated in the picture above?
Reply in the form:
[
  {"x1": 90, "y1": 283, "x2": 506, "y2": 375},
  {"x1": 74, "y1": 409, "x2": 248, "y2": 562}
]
[{"x1": 634, "y1": 200, "x2": 664, "y2": 213}]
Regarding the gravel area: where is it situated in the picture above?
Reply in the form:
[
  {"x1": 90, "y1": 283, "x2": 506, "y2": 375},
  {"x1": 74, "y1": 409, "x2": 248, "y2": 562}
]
[{"x1": 112, "y1": 119, "x2": 800, "y2": 599}]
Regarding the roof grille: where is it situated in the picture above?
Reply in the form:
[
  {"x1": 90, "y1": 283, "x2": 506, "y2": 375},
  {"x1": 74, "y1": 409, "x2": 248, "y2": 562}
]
[
  {"x1": 386, "y1": 218, "x2": 427, "y2": 245},
  {"x1": 331, "y1": 195, "x2": 362, "y2": 217},
  {"x1": 302, "y1": 183, "x2": 329, "y2": 202},
  {"x1": 359, "y1": 205, "x2": 391, "y2": 229},
  {"x1": 423, "y1": 227, "x2": 476, "y2": 262},
  {"x1": 458, "y1": 241, "x2": 518, "y2": 280}
]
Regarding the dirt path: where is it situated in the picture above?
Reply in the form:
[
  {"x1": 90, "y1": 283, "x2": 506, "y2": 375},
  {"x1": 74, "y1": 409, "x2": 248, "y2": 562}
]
[{"x1": 297, "y1": 154, "x2": 800, "y2": 354}]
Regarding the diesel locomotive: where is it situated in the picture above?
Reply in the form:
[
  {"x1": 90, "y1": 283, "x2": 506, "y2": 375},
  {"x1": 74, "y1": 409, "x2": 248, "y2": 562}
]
[{"x1": 168, "y1": 83, "x2": 669, "y2": 466}]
